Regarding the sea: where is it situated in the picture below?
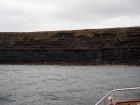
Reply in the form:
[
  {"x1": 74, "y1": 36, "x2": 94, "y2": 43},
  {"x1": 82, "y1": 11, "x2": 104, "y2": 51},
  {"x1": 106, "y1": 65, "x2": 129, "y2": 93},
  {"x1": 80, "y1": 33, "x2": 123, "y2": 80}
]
[{"x1": 0, "y1": 65, "x2": 140, "y2": 105}]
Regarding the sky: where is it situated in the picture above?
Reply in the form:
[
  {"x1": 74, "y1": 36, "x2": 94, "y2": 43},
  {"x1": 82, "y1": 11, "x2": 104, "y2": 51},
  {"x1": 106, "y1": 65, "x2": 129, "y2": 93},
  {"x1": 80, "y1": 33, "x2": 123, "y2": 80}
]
[{"x1": 0, "y1": 0, "x2": 140, "y2": 32}]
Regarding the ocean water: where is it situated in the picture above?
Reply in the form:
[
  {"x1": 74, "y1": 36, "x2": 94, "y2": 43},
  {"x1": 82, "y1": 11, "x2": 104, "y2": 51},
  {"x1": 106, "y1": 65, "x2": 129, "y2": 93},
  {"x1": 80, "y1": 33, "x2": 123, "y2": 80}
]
[{"x1": 0, "y1": 65, "x2": 139, "y2": 105}]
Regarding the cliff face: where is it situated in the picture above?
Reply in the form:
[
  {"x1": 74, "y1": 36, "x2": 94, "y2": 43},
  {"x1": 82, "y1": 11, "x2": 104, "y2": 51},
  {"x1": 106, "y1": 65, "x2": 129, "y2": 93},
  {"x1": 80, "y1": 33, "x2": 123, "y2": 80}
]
[{"x1": 0, "y1": 27, "x2": 140, "y2": 65}]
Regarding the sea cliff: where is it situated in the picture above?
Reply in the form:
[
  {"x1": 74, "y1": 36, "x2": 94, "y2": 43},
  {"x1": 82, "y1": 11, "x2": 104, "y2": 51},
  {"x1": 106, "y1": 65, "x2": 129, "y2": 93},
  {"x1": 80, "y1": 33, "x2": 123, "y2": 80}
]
[{"x1": 0, "y1": 27, "x2": 140, "y2": 65}]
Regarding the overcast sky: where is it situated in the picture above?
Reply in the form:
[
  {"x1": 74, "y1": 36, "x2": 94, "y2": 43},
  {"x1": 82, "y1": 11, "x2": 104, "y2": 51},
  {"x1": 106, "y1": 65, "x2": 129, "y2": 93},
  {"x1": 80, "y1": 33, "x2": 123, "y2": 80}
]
[{"x1": 0, "y1": 0, "x2": 140, "y2": 32}]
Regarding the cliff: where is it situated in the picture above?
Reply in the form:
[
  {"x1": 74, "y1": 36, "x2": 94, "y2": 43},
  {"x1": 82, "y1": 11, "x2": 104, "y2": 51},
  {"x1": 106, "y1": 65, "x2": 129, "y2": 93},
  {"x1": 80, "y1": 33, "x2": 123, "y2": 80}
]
[{"x1": 0, "y1": 27, "x2": 140, "y2": 65}]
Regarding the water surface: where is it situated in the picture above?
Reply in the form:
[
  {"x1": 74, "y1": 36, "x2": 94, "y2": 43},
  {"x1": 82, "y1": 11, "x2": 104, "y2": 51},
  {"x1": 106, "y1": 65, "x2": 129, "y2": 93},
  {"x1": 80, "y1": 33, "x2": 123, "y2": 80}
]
[{"x1": 0, "y1": 65, "x2": 139, "y2": 105}]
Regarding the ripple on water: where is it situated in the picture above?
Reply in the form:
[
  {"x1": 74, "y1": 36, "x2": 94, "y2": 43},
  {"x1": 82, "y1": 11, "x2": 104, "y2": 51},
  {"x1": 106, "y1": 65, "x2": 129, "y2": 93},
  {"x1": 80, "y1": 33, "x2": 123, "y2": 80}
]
[
  {"x1": 46, "y1": 78, "x2": 67, "y2": 82},
  {"x1": 66, "y1": 89, "x2": 86, "y2": 93},
  {"x1": 28, "y1": 75, "x2": 41, "y2": 79},
  {"x1": 38, "y1": 91, "x2": 67, "y2": 101},
  {"x1": 0, "y1": 96, "x2": 15, "y2": 104}
]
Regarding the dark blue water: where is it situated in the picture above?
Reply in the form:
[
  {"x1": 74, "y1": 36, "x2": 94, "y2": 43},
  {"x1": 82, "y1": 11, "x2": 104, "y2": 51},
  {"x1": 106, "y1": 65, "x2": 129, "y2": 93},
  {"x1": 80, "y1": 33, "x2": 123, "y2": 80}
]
[{"x1": 0, "y1": 65, "x2": 139, "y2": 105}]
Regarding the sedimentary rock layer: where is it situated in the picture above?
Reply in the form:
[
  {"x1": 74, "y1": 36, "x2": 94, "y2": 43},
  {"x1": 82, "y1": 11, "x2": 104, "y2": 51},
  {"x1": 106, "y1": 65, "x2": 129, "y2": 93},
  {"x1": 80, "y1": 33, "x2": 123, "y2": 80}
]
[{"x1": 0, "y1": 27, "x2": 140, "y2": 65}]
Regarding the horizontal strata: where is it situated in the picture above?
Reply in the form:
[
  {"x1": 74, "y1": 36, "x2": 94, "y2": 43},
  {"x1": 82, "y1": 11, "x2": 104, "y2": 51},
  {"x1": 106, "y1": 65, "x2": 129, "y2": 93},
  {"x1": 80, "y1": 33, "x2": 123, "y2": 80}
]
[{"x1": 0, "y1": 27, "x2": 140, "y2": 65}]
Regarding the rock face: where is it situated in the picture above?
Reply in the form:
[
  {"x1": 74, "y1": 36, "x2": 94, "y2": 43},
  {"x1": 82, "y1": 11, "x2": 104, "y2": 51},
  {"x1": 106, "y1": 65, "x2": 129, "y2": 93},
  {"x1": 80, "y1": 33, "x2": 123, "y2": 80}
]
[{"x1": 0, "y1": 27, "x2": 140, "y2": 65}]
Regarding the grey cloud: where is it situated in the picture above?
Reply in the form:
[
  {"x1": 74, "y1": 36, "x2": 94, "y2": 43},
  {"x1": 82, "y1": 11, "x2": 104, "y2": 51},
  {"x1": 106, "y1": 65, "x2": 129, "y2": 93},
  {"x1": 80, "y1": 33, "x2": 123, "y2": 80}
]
[
  {"x1": 52, "y1": 0, "x2": 140, "y2": 20},
  {"x1": 0, "y1": 0, "x2": 140, "y2": 32}
]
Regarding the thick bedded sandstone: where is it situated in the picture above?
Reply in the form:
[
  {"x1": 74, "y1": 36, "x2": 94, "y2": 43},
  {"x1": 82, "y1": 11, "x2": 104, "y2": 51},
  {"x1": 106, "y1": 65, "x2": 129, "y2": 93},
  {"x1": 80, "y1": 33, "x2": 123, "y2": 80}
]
[{"x1": 0, "y1": 27, "x2": 140, "y2": 65}]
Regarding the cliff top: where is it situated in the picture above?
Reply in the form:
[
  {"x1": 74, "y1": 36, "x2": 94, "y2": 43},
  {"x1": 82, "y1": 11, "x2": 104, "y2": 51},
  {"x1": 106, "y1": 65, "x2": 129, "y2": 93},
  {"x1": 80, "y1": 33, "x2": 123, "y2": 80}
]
[{"x1": 0, "y1": 26, "x2": 139, "y2": 34}]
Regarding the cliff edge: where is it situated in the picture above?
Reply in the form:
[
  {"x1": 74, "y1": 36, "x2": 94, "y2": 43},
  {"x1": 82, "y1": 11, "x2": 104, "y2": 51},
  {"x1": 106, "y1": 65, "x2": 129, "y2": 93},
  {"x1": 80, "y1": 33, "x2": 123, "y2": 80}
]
[{"x1": 0, "y1": 27, "x2": 140, "y2": 65}]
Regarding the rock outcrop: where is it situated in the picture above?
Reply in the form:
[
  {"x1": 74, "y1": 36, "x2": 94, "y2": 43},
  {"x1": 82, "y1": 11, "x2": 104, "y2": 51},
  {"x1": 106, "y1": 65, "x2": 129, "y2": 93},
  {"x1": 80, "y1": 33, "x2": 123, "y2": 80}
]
[{"x1": 0, "y1": 27, "x2": 140, "y2": 65}]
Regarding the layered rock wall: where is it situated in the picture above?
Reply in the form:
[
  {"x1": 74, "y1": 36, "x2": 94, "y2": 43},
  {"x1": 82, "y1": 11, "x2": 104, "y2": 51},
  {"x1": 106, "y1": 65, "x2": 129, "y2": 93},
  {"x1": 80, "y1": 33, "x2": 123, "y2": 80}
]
[{"x1": 0, "y1": 27, "x2": 140, "y2": 65}]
